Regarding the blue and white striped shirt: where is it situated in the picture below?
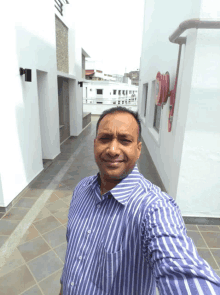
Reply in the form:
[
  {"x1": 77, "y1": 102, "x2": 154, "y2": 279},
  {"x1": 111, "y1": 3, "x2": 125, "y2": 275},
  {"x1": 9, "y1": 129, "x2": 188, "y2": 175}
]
[{"x1": 60, "y1": 164, "x2": 220, "y2": 294}]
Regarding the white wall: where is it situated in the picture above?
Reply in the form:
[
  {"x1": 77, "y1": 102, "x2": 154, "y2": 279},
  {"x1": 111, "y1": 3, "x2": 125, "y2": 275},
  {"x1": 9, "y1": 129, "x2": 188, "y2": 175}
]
[
  {"x1": 176, "y1": 0, "x2": 220, "y2": 217},
  {"x1": 0, "y1": 0, "x2": 84, "y2": 208},
  {"x1": 139, "y1": 0, "x2": 220, "y2": 217}
]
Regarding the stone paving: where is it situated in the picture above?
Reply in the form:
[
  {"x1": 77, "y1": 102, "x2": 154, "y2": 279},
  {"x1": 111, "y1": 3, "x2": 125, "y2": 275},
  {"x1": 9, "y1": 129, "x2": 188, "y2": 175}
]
[{"x1": 0, "y1": 115, "x2": 219, "y2": 295}]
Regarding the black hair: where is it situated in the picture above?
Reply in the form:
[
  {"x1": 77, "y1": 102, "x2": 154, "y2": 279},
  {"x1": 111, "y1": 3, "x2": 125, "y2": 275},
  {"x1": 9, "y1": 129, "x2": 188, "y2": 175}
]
[{"x1": 96, "y1": 106, "x2": 142, "y2": 143}]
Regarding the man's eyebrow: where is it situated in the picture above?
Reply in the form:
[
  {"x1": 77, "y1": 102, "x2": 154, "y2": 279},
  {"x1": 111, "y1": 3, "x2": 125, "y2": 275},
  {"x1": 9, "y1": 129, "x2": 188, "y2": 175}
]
[{"x1": 98, "y1": 132, "x2": 133, "y2": 138}]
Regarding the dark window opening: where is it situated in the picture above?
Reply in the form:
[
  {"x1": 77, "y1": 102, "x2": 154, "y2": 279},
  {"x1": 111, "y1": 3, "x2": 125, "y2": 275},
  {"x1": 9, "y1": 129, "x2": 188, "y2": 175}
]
[{"x1": 97, "y1": 89, "x2": 103, "y2": 94}]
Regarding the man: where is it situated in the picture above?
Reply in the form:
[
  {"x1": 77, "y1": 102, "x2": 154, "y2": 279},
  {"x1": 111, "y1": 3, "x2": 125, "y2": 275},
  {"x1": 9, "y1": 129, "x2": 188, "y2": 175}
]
[{"x1": 59, "y1": 107, "x2": 220, "y2": 294}]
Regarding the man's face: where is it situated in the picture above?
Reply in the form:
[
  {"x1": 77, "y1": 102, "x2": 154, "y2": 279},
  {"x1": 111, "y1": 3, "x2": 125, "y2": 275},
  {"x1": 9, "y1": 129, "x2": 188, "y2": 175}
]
[{"x1": 94, "y1": 112, "x2": 142, "y2": 185}]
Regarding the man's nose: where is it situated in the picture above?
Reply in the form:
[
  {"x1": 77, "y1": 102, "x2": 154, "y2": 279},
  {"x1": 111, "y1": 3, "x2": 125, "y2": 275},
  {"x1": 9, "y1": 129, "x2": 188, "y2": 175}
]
[{"x1": 107, "y1": 140, "x2": 120, "y2": 154}]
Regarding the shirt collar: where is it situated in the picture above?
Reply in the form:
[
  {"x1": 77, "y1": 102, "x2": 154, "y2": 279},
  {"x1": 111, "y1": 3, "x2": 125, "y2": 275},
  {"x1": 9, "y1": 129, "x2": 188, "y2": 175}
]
[{"x1": 89, "y1": 163, "x2": 141, "y2": 205}]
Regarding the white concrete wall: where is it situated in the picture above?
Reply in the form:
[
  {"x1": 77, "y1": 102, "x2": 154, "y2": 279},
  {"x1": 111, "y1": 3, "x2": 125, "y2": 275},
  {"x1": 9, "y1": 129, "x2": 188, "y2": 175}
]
[
  {"x1": 0, "y1": 0, "x2": 84, "y2": 208},
  {"x1": 139, "y1": 0, "x2": 220, "y2": 217},
  {"x1": 176, "y1": 0, "x2": 220, "y2": 217}
]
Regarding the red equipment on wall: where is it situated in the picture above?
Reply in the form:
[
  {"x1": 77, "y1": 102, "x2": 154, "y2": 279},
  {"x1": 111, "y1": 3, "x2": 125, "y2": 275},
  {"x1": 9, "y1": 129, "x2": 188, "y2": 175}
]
[
  {"x1": 155, "y1": 71, "x2": 170, "y2": 107},
  {"x1": 155, "y1": 71, "x2": 177, "y2": 132}
]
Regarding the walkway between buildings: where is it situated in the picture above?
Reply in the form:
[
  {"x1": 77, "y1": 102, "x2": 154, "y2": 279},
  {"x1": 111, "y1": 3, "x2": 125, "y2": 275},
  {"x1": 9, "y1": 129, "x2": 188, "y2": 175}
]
[{"x1": 0, "y1": 115, "x2": 219, "y2": 295}]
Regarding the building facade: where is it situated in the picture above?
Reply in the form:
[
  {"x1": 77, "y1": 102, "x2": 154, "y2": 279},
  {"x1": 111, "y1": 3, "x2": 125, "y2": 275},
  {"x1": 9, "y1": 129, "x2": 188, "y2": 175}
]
[
  {"x1": 83, "y1": 80, "x2": 138, "y2": 114},
  {"x1": 138, "y1": 0, "x2": 220, "y2": 219},
  {"x1": 0, "y1": 0, "x2": 90, "y2": 211}
]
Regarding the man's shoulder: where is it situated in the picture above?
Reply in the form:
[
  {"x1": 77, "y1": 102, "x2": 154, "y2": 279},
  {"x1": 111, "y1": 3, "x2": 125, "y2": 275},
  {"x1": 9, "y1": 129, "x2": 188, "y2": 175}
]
[
  {"x1": 73, "y1": 174, "x2": 96, "y2": 194},
  {"x1": 137, "y1": 174, "x2": 174, "y2": 207}
]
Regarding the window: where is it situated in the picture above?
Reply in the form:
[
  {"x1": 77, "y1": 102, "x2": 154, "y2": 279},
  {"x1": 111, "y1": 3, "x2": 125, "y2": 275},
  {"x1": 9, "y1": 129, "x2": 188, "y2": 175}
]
[
  {"x1": 119, "y1": 90, "x2": 121, "y2": 95},
  {"x1": 126, "y1": 90, "x2": 128, "y2": 95},
  {"x1": 97, "y1": 89, "x2": 103, "y2": 94},
  {"x1": 144, "y1": 83, "x2": 148, "y2": 117},
  {"x1": 123, "y1": 90, "x2": 125, "y2": 95},
  {"x1": 113, "y1": 90, "x2": 117, "y2": 95},
  {"x1": 129, "y1": 90, "x2": 131, "y2": 94},
  {"x1": 153, "y1": 104, "x2": 162, "y2": 133}
]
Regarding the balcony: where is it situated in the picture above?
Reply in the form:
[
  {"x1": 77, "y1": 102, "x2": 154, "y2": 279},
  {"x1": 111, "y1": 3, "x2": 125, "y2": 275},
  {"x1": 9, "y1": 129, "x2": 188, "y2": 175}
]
[{"x1": 83, "y1": 96, "x2": 138, "y2": 115}]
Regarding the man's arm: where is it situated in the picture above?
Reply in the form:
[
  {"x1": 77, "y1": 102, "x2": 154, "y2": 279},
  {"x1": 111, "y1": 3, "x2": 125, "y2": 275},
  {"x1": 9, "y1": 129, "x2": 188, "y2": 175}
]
[{"x1": 141, "y1": 195, "x2": 220, "y2": 294}]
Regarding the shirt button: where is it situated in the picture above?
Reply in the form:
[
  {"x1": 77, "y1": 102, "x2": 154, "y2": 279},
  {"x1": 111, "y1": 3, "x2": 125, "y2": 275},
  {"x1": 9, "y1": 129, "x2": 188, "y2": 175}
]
[
  {"x1": 79, "y1": 256, "x2": 82, "y2": 260},
  {"x1": 97, "y1": 205, "x2": 100, "y2": 208},
  {"x1": 71, "y1": 282, "x2": 74, "y2": 286},
  {"x1": 87, "y1": 230, "x2": 91, "y2": 234}
]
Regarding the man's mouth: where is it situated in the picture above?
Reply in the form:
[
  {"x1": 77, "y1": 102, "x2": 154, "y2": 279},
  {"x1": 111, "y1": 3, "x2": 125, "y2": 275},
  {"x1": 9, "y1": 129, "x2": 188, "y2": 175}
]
[{"x1": 104, "y1": 160, "x2": 123, "y2": 167}]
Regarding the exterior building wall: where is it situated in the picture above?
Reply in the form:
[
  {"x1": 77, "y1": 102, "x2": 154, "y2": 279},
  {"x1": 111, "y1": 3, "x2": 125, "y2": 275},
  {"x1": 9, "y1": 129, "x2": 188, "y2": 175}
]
[
  {"x1": 0, "y1": 0, "x2": 86, "y2": 209},
  {"x1": 55, "y1": 15, "x2": 69, "y2": 73},
  {"x1": 82, "y1": 54, "x2": 85, "y2": 78},
  {"x1": 139, "y1": 0, "x2": 220, "y2": 218}
]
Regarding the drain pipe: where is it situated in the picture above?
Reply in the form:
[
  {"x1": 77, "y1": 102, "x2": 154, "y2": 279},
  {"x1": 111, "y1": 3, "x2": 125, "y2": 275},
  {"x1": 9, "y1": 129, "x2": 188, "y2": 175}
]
[{"x1": 167, "y1": 18, "x2": 220, "y2": 132}]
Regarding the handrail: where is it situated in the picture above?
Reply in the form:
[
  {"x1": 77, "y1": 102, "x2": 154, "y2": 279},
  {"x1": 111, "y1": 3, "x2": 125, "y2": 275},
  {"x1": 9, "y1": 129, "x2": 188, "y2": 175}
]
[{"x1": 169, "y1": 18, "x2": 220, "y2": 44}]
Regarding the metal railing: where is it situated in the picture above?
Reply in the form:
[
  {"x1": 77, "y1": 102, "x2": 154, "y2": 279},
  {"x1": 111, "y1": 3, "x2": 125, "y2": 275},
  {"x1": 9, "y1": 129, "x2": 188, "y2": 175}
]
[
  {"x1": 83, "y1": 96, "x2": 137, "y2": 105},
  {"x1": 169, "y1": 18, "x2": 220, "y2": 44},
  {"x1": 55, "y1": 0, "x2": 69, "y2": 16}
]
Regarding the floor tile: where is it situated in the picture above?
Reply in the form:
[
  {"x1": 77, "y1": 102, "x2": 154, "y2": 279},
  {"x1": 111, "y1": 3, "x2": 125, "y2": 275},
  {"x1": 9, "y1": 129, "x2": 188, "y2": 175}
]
[
  {"x1": 61, "y1": 195, "x2": 72, "y2": 206},
  {"x1": 0, "y1": 212, "x2": 5, "y2": 219},
  {"x1": 53, "y1": 190, "x2": 73, "y2": 199},
  {"x1": 210, "y1": 249, "x2": 220, "y2": 268},
  {"x1": 22, "y1": 188, "x2": 44, "y2": 199},
  {"x1": 21, "y1": 284, "x2": 42, "y2": 295},
  {"x1": 187, "y1": 231, "x2": 207, "y2": 248},
  {"x1": 0, "y1": 219, "x2": 19, "y2": 235},
  {"x1": 33, "y1": 207, "x2": 52, "y2": 223},
  {"x1": 55, "y1": 183, "x2": 72, "y2": 192},
  {"x1": 42, "y1": 226, "x2": 66, "y2": 248},
  {"x1": 0, "y1": 248, "x2": 25, "y2": 278},
  {"x1": 45, "y1": 161, "x2": 67, "y2": 176},
  {"x1": 197, "y1": 248, "x2": 219, "y2": 270},
  {"x1": 45, "y1": 199, "x2": 68, "y2": 214},
  {"x1": 215, "y1": 269, "x2": 220, "y2": 277},
  {"x1": 54, "y1": 243, "x2": 67, "y2": 263},
  {"x1": 18, "y1": 236, "x2": 51, "y2": 263},
  {"x1": 46, "y1": 193, "x2": 59, "y2": 204},
  {"x1": 14, "y1": 198, "x2": 37, "y2": 209},
  {"x1": 39, "y1": 268, "x2": 63, "y2": 295},
  {"x1": 0, "y1": 264, "x2": 35, "y2": 295},
  {"x1": 53, "y1": 208, "x2": 69, "y2": 225},
  {"x1": 33, "y1": 216, "x2": 61, "y2": 235},
  {"x1": 185, "y1": 224, "x2": 198, "y2": 231},
  {"x1": 198, "y1": 225, "x2": 220, "y2": 232},
  {"x1": 19, "y1": 224, "x2": 40, "y2": 245},
  {"x1": 200, "y1": 231, "x2": 220, "y2": 249},
  {"x1": 2, "y1": 207, "x2": 29, "y2": 221},
  {"x1": 27, "y1": 250, "x2": 63, "y2": 282},
  {"x1": 29, "y1": 181, "x2": 50, "y2": 190},
  {"x1": 0, "y1": 235, "x2": 8, "y2": 248}
]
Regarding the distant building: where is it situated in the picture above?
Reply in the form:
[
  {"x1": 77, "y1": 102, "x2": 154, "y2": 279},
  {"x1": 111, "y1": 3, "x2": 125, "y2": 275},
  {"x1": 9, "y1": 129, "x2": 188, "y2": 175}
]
[
  {"x1": 125, "y1": 71, "x2": 139, "y2": 86},
  {"x1": 83, "y1": 80, "x2": 138, "y2": 115}
]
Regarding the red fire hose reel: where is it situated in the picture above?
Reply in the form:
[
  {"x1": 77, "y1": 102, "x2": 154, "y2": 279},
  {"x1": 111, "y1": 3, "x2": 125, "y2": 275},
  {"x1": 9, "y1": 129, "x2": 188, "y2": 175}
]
[{"x1": 155, "y1": 71, "x2": 177, "y2": 132}]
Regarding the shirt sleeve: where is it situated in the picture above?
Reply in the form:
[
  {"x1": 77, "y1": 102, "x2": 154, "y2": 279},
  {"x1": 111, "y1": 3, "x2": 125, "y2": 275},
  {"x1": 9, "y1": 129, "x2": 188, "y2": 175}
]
[
  {"x1": 141, "y1": 194, "x2": 220, "y2": 295},
  {"x1": 60, "y1": 188, "x2": 77, "y2": 285}
]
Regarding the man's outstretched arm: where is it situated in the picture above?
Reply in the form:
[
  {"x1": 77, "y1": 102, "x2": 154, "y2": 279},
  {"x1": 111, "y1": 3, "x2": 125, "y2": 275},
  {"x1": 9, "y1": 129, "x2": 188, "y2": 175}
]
[{"x1": 141, "y1": 195, "x2": 220, "y2": 294}]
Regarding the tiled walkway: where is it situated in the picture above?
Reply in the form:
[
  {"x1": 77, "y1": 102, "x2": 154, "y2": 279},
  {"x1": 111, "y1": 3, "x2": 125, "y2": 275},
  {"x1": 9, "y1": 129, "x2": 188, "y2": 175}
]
[{"x1": 0, "y1": 115, "x2": 219, "y2": 295}]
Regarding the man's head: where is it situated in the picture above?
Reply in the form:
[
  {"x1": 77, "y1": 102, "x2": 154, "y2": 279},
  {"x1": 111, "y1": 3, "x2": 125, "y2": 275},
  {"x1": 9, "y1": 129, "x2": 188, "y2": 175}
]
[{"x1": 94, "y1": 107, "x2": 142, "y2": 188}]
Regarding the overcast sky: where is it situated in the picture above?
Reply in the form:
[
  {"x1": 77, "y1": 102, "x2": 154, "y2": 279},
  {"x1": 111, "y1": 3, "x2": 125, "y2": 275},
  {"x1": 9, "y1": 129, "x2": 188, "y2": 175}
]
[{"x1": 75, "y1": 0, "x2": 145, "y2": 75}]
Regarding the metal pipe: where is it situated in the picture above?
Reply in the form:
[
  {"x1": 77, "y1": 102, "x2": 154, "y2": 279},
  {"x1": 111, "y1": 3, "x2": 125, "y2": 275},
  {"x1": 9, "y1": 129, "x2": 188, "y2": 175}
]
[{"x1": 169, "y1": 18, "x2": 220, "y2": 44}]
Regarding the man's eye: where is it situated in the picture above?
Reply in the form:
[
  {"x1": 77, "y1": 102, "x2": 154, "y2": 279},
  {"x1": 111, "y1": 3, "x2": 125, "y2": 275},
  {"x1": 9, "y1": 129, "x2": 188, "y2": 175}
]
[{"x1": 100, "y1": 138, "x2": 131, "y2": 142}]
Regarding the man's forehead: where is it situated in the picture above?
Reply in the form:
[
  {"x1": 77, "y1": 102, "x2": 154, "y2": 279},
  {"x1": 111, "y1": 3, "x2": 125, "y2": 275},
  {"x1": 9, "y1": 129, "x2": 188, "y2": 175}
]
[{"x1": 99, "y1": 113, "x2": 135, "y2": 128}]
